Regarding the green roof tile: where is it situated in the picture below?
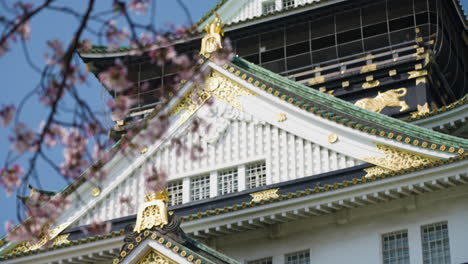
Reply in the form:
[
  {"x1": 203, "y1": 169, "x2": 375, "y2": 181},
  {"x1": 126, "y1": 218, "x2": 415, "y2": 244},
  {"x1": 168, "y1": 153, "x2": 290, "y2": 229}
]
[{"x1": 230, "y1": 57, "x2": 468, "y2": 152}]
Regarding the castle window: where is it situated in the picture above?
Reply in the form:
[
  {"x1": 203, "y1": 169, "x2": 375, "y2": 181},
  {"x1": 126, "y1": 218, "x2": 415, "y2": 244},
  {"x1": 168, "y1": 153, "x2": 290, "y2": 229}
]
[
  {"x1": 167, "y1": 180, "x2": 183, "y2": 206},
  {"x1": 190, "y1": 175, "x2": 210, "y2": 201},
  {"x1": 282, "y1": 0, "x2": 295, "y2": 9},
  {"x1": 218, "y1": 168, "x2": 238, "y2": 195},
  {"x1": 285, "y1": 250, "x2": 310, "y2": 264},
  {"x1": 421, "y1": 222, "x2": 451, "y2": 264},
  {"x1": 247, "y1": 257, "x2": 272, "y2": 264},
  {"x1": 381, "y1": 230, "x2": 410, "y2": 264},
  {"x1": 246, "y1": 162, "x2": 267, "y2": 189},
  {"x1": 262, "y1": 1, "x2": 276, "y2": 15}
]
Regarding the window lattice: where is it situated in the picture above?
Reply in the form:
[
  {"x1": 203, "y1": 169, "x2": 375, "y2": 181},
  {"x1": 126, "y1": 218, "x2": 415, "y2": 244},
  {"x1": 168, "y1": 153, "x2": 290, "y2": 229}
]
[
  {"x1": 285, "y1": 250, "x2": 310, "y2": 264},
  {"x1": 382, "y1": 230, "x2": 410, "y2": 264},
  {"x1": 282, "y1": 0, "x2": 295, "y2": 9},
  {"x1": 262, "y1": 1, "x2": 276, "y2": 15},
  {"x1": 247, "y1": 257, "x2": 272, "y2": 264},
  {"x1": 190, "y1": 175, "x2": 210, "y2": 201},
  {"x1": 218, "y1": 168, "x2": 238, "y2": 195},
  {"x1": 246, "y1": 162, "x2": 267, "y2": 189},
  {"x1": 421, "y1": 222, "x2": 451, "y2": 264},
  {"x1": 167, "y1": 181, "x2": 183, "y2": 206}
]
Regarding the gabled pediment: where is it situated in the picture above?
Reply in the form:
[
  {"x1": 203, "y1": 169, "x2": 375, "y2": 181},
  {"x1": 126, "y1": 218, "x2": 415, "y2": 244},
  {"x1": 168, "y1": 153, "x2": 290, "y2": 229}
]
[{"x1": 67, "y1": 57, "x2": 465, "y2": 227}]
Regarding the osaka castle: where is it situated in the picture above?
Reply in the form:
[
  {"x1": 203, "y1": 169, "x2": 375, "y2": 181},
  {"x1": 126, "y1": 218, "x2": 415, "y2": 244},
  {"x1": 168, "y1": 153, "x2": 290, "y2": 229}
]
[{"x1": 2, "y1": 0, "x2": 468, "y2": 263}]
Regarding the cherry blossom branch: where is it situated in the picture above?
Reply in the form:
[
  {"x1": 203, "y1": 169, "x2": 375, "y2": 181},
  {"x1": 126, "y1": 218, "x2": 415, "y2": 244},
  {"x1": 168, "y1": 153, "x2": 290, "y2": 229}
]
[{"x1": 0, "y1": 0, "x2": 54, "y2": 47}]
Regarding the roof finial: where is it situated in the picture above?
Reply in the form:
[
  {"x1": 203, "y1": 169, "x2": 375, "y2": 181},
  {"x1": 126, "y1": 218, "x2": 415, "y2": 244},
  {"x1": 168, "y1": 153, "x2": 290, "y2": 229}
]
[
  {"x1": 133, "y1": 190, "x2": 169, "y2": 233},
  {"x1": 200, "y1": 12, "x2": 224, "y2": 56}
]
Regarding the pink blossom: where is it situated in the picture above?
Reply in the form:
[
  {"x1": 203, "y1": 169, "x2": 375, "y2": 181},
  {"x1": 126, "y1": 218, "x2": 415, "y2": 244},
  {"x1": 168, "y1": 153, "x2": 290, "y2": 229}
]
[
  {"x1": 16, "y1": 20, "x2": 31, "y2": 40},
  {"x1": 128, "y1": 0, "x2": 150, "y2": 14},
  {"x1": 144, "y1": 164, "x2": 167, "y2": 193},
  {"x1": 210, "y1": 38, "x2": 235, "y2": 65},
  {"x1": 0, "y1": 164, "x2": 23, "y2": 196},
  {"x1": 44, "y1": 39, "x2": 64, "y2": 65},
  {"x1": 0, "y1": 105, "x2": 15, "y2": 127},
  {"x1": 107, "y1": 96, "x2": 135, "y2": 121},
  {"x1": 120, "y1": 196, "x2": 133, "y2": 214},
  {"x1": 26, "y1": 193, "x2": 69, "y2": 221},
  {"x1": 80, "y1": 39, "x2": 92, "y2": 52},
  {"x1": 59, "y1": 129, "x2": 88, "y2": 179},
  {"x1": 6, "y1": 194, "x2": 70, "y2": 243},
  {"x1": 0, "y1": 41, "x2": 9, "y2": 56},
  {"x1": 39, "y1": 79, "x2": 63, "y2": 105},
  {"x1": 10, "y1": 123, "x2": 37, "y2": 153},
  {"x1": 105, "y1": 21, "x2": 129, "y2": 48},
  {"x1": 4, "y1": 221, "x2": 15, "y2": 234},
  {"x1": 6, "y1": 224, "x2": 39, "y2": 243},
  {"x1": 85, "y1": 121, "x2": 104, "y2": 137},
  {"x1": 13, "y1": 2, "x2": 33, "y2": 11},
  {"x1": 99, "y1": 59, "x2": 131, "y2": 92},
  {"x1": 41, "y1": 122, "x2": 65, "y2": 147},
  {"x1": 81, "y1": 221, "x2": 112, "y2": 235}
]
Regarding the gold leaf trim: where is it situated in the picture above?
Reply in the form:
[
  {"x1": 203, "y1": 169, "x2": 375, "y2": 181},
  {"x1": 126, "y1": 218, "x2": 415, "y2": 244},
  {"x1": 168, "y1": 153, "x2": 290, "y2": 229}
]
[
  {"x1": 250, "y1": 188, "x2": 279, "y2": 202},
  {"x1": 363, "y1": 144, "x2": 439, "y2": 170},
  {"x1": 364, "y1": 166, "x2": 392, "y2": 178},
  {"x1": 52, "y1": 233, "x2": 70, "y2": 246},
  {"x1": 170, "y1": 71, "x2": 257, "y2": 124},
  {"x1": 136, "y1": 249, "x2": 178, "y2": 264}
]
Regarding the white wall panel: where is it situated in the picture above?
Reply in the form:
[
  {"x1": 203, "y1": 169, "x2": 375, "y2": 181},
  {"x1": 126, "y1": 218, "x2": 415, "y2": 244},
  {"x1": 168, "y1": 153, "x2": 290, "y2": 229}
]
[
  {"x1": 76, "y1": 103, "x2": 362, "y2": 225},
  {"x1": 228, "y1": 0, "x2": 322, "y2": 24}
]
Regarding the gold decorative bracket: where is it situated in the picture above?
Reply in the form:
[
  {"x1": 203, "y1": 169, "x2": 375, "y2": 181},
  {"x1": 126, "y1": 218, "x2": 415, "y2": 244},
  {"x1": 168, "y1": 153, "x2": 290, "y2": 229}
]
[
  {"x1": 363, "y1": 144, "x2": 439, "y2": 171},
  {"x1": 410, "y1": 103, "x2": 430, "y2": 118},
  {"x1": 136, "y1": 249, "x2": 178, "y2": 264},
  {"x1": 200, "y1": 12, "x2": 224, "y2": 56},
  {"x1": 364, "y1": 166, "x2": 391, "y2": 178},
  {"x1": 250, "y1": 188, "x2": 279, "y2": 202},
  {"x1": 170, "y1": 71, "x2": 257, "y2": 124},
  {"x1": 134, "y1": 190, "x2": 170, "y2": 233}
]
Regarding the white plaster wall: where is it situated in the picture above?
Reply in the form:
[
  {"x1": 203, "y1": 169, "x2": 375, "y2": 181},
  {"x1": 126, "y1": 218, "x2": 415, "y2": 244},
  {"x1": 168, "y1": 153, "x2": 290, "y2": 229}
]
[
  {"x1": 76, "y1": 104, "x2": 361, "y2": 226},
  {"x1": 229, "y1": 0, "x2": 322, "y2": 24},
  {"x1": 213, "y1": 185, "x2": 468, "y2": 264}
]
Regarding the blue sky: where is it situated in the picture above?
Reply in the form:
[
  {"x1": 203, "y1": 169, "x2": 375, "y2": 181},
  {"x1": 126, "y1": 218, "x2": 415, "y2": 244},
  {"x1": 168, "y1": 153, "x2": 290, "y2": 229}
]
[
  {"x1": 0, "y1": 0, "x2": 467, "y2": 234},
  {"x1": 0, "y1": 0, "x2": 218, "y2": 232}
]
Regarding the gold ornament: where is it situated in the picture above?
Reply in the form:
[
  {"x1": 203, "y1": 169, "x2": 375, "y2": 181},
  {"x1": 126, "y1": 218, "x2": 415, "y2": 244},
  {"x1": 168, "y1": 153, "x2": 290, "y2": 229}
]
[
  {"x1": 134, "y1": 190, "x2": 170, "y2": 233},
  {"x1": 140, "y1": 147, "x2": 148, "y2": 154},
  {"x1": 354, "y1": 88, "x2": 410, "y2": 113},
  {"x1": 171, "y1": 71, "x2": 257, "y2": 124},
  {"x1": 200, "y1": 12, "x2": 224, "y2": 56},
  {"x1": 91, "y1": 187, "x2": 101, "y2": 197},
  {"x1": 52, "y1": 233, "x2": 70, "y2": 246},
  {"x1": 362, "y1": 80, "x2": 380, "y2": 89},
  {"x1": 363, "y1": 144, "x2": 439, "y2": 171},
  {"x1": 136, "y1": 249, "x2": 177, "y2": 264},
  {"x1": 410, "y1": 103, "x2": 430, "y2": 118},
  {"x1": 360, "y1": 64, "x2": 377, "y2": 74},
  {"x1": 363, "y1": 166, "x2": 391, "y2": 178},
  {"x1": 308, "y1": 75, "x2": 325, "y2": 86},
  {"x1": 407, "y1": 69, "x2": 428, "y2": 79},
  {"x1": 250, "y1": 188, "x2": 279, "y2": 202},
  {"x1": 277, "y1": 113, "x2": 287, "y2": 122},
  {"x1": 328, "y1": 133, "x2": 338, "y2": 144},
  {"x1": 6, "y1": 242, "x2": 29, "y2": 255}
]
